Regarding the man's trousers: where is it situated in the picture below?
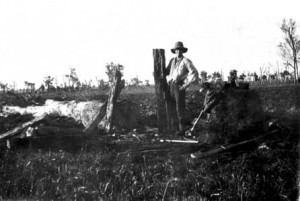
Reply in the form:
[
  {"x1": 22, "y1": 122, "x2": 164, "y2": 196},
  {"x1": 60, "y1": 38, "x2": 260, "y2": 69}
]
[{"x1": 169, "y1": 82, "x2": 186, "y2": 131}]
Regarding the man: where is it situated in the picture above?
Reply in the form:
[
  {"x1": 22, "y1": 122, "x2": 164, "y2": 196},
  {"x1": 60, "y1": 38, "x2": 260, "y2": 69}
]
[
  {"x1": 165, "y1": 41, "x2": 199, "y2": 135},
  {"x1": 200, "y1": 79, "x2": 224, "y2": 117}
]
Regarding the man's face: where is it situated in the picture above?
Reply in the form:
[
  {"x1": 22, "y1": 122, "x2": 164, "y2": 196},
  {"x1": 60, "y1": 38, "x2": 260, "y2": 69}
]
[{"x1": 175, "y1": 49, "x2": 183, "y2": 57}]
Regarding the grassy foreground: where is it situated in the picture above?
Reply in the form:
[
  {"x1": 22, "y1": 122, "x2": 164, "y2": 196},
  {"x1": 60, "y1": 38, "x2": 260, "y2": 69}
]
[
  {"x1": 0, "y1": 131, "x2": 298, "y2": 201},
  {"x1": 0, "y1": 85, "x2": 299, "y2": 200}
]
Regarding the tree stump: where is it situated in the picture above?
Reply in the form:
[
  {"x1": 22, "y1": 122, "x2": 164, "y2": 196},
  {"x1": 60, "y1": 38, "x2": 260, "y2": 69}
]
[
  {"x1": 153, "y1": 49, "x2": 178, "y2": 134},
  {"x1": 84, "y1": 68, "x2": 125, "y2": 134},
  {"x1": 103, "y1": 70, "x2": 125, "y2": 133}
]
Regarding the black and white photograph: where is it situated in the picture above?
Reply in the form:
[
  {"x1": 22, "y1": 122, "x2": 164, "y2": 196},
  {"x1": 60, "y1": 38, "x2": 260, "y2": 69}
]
[{"x1": 0, "y1": 0, "x2": 299, "y2": 200}]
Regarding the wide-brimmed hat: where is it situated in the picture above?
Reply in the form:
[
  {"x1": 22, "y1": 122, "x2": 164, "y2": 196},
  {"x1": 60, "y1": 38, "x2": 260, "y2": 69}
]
[{"x1": 171, "y1": 41, "x2": 188, "y2": 54}]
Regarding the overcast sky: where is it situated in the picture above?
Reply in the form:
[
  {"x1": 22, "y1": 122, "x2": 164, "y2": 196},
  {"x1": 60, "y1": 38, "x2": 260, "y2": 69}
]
[{"x1": 1, "y1": 0, "x2": 300, "y2": 88}]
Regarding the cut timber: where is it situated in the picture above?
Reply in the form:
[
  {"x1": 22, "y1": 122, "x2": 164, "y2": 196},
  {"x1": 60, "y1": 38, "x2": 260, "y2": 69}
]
[
  {"x1": 159, "y1": 139, "x2": 199, "y2": 143},
  {"x1": 0, "y1": 114, "x2": 46, "y2": 142},
  {"x1": 191, "y1": 130, "x2": 280, "y2": 159},
  {"x1": 153, "y1": 49, "x2": 177, "y2": 134}
]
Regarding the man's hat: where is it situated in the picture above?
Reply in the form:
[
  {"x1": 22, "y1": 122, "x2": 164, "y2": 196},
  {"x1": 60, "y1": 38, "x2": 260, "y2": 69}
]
[{"x1": 171, "y1": 41, "x2": 188, "y2": 54}]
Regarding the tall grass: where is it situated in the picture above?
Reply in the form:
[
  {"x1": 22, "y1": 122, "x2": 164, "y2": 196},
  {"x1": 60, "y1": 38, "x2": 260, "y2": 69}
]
[
  {"x1": 0, "y1": 84, "x2": 299, "y2": 200},
  {"x1": 0, "y1": 125, "x2": 298, "y2": 201}
]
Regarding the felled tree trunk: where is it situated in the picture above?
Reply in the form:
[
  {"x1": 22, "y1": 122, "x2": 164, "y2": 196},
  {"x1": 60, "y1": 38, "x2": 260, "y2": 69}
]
[{"x1": 153, "y1": 49, "x2": 178, "y2": 134}]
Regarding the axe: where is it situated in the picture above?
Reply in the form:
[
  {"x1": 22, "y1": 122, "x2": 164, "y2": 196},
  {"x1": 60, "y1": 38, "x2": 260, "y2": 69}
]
[{"x1": 185, "y1": 109, "x2": 205, "y2": 136}]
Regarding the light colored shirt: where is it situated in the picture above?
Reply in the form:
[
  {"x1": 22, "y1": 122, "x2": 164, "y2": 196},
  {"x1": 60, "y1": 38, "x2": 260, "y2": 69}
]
[{"x1": 166, "y1": 56, "x2": 198, "y2": 86}]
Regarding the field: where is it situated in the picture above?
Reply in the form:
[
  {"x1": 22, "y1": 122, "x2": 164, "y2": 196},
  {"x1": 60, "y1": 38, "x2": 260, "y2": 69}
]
[{"x1": 0, "y1": 84, "x2": 299, "y2": 201}]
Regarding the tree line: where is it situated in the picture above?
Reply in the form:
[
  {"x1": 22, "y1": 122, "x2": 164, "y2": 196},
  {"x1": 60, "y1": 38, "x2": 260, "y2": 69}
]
[
  {"x1": 0, "y1": 63, "x2": 151, "y2": 93},
  {"x1": 0, "y1": 18, "x2": 299, "y2": 93}
]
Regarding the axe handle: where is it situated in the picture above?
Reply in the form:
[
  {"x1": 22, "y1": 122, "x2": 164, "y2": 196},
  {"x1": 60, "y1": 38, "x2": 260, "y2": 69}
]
[
  {"x1": 160, "y1": 139, "x2": 199, "y2": 143},
  {"x1": 190, "y1": 110, "x2": 204, "y2": 132}
]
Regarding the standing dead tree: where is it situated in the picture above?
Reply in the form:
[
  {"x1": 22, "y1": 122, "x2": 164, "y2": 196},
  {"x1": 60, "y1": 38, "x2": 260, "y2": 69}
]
[
  {"x1": 153, "y1": 49, "x2": 177, "y2": 134},
  {"x1": 278, "y1": 18, "x2": 300, "y2": 83}
]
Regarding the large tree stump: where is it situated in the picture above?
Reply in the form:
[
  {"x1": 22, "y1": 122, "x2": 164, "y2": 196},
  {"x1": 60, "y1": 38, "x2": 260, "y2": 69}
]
[
  {"x1": 153, "y1": 49, "x2": 178, "y2": 134},
  {"x1": 102, "y1": 70, "x2": 125, "y2": 133},
  {"x1": 84, "y1": 69, "x2": 125, "y2": 134}
]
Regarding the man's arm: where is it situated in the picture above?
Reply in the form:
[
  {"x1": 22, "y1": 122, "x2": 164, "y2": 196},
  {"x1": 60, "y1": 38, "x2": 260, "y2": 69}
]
[{"x1": 180, "y1": 59, "x2": 199, "y2": 90}]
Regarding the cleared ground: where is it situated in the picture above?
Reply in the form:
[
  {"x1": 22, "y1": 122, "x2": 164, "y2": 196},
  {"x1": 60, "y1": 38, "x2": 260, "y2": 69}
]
[{"x1": 0, "y1": 84, "x2": 299, "y2": 200}]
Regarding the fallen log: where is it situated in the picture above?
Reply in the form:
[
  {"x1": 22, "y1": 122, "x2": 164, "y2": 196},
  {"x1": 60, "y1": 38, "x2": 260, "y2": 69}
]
[
  {"x1": 191, "y1": 130, "x2": 280, "y2": 159},
  {"x1": 118, "y1": 130, "x2": 281, "y2": 156},
  {"x1": 0, "y1": 114, "x2": 46, "y2": 142},
  {"x1": 2, "y1": 99, "x2": 139, "y2": 134}
]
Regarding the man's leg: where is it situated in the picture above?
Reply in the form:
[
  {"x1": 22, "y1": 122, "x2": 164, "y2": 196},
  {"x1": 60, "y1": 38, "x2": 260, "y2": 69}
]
[{"x1": 174, "y1": 84, "x2": 186, "y2": 131}]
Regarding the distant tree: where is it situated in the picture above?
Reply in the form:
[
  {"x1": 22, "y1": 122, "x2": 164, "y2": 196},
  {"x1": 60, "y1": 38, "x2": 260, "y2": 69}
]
[
  {"x1": 145, "y1": 80, "x2": 150, "y2": 86},
  {"x1": 98, "y1": 79, "x2": 109, "y2": 90},
  {"x1": 200, "y1": 71, "x2": 208, "y2": 82},
  {"x1": 280, "y1": 70, "x2": 292, "y2": 82},
  {"x1": 280, "y1": 70, "x2": 291, "y2": 78},
  {"x1": 228, "y1": 69, "x2": 238, "y2": 86},
  {"x1": 43, "y1": 76, "x2": 54, "y2": 91},
  {"x1": 105, "y1": 62, "x2": 124, "y2": 82},
  {"x1": 239, "y1": 73, "x2": 246, "y2": 81},
  {"x1": 212, "y1": 71, "x2": 221, "y2": 80},
  {"x1": 268, "y1": 74, "x2": 276, "y2": 81},
  {"x1": 65, "y1": 68, "x2": 80, "y2": 89},
  {"x1": 75, "y1": 81, "x2": 81, "y2": 91},
  {"x1": 278, "y1": 18, "x2": 300, "y2": 82},
  {"x1": 130, "y1": 76, "x2": 142, "y2": 86},
  {"x1": 229, "y1": 69, "x2": 238, "y2": 80},
  {"x1": 261, "y1": 75, "x2": 267, "y2": 82}
]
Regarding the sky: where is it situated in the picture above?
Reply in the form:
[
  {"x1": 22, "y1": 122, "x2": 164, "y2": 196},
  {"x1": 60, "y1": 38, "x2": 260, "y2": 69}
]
[{"x1": 0, "y1": 0, "x2": 300, "y2": 89}]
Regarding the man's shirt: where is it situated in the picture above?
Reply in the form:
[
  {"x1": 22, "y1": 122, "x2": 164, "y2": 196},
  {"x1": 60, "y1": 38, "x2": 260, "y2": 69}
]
[{"x1": 166, "y1": 56, "x2": 198, "y2": 86}]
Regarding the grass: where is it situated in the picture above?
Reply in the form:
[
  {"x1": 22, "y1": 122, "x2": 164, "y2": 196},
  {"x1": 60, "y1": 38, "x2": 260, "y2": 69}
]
[
  {"x1": 0, "y1": 84, "x2": 299, "y2": 200},
  {"x1": 0, "y1": 130, "x2": 298, "y2": 200}
]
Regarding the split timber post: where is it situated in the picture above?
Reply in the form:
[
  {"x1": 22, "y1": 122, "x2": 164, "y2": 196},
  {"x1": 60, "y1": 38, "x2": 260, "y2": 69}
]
[{"x1": 153, "y1": 49, "x2": 178, "y2": 134}]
